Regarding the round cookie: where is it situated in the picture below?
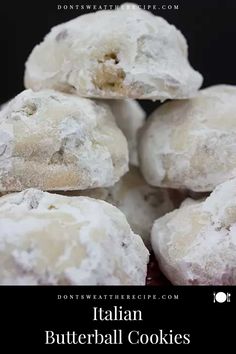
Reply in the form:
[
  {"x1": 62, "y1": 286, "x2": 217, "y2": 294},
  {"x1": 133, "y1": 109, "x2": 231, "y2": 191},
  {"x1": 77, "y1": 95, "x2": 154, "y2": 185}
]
[
  {"x1": 106, "y1": 167, "x2": 175, "y2": 248},
  {"x1": 24, "y1": 3, "x2": 202, "y2": 100},
  {"x1": 151, "y1": 177, "x2": 236, "y2": 285},
  {"x1": 0, "y1": 89, "x2": 128, "y2": 192},
  {"x1": 105, "y1": 100, "x2": 146, "y2": 166},
  {"x1": 139, "y1": 85, "x2": 236, "y2": 192},
  {"x1": 0, "y1": 189, "x2": 149, "y2": 285},
  {"x1": 57, "y1": 166, "x2": 175, "y2": 248}
]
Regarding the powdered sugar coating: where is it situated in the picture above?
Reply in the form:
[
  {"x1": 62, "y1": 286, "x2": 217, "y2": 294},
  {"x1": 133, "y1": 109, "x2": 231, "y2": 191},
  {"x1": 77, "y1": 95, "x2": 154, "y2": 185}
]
[
  {"x1": 0, "y1": 189, "x2": 149, "y2": 285},
  {"x1": 139, "y1": 85, "x2": 236, "y2": 192},
  {"x1": 151, "y1": 178, "x2": 236, "y2": 285},
  {"x1": 24, "y1": 3, "x2": 202, "y2": 100},
  {"x1": 61, "y1": 166, "x2": 174, "y2": 248},
  {"x1": 106, "y1": 167, "x2": 174, "y2": 248},
  {"x1": 104, "y1": 100, "x2": 146, "y2": 166},
  {"x1": 0, "y1": 89, "x2": 128, "y2": 191}
]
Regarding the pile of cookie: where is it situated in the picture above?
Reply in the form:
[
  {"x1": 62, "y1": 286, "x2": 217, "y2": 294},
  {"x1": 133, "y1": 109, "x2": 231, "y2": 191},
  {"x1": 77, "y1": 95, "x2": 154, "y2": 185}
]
[{"x1": 0, "y1": 3, "x2": 235, "y2": 285}]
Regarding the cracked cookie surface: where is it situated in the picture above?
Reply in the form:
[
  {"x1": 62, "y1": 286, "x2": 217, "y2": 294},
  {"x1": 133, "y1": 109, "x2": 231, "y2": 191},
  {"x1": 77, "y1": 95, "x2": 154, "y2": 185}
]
[{"x1": 24, "y1": 3, "x2": 202, "y2": 100}]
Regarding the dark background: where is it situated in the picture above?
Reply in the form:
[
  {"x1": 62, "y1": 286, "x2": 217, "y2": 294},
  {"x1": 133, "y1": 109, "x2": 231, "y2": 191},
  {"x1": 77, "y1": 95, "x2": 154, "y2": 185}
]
[
  {"x1": 0, "y1": 0, "x2": 236, "y2": 114},
  {"x1": 0, "y1": 286, "x2": 234, "y2": 351}
]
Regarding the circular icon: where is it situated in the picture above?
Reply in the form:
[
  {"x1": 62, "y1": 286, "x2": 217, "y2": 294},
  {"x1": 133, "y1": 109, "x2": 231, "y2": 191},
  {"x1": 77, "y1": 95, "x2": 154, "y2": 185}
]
[{"x1": 215, "y1": 292, "x2": 227, "y2": 303}]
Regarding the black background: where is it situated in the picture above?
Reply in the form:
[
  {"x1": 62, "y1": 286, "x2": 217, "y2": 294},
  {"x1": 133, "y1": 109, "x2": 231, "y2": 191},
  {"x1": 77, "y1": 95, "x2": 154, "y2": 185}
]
[
  {"x1": 0, "y1": 0, "x2": 236, "y2": 115},
  {"x1": 1, "y1": 286, "x2": 235, "y2": 351}
]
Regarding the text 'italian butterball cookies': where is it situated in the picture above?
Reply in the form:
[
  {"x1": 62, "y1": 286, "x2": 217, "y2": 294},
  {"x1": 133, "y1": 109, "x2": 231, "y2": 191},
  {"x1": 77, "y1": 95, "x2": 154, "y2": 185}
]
[
  {"x1": 151, "y1": 177, "x2": 236, "y2": 285},
  {"x1": 0, "y1": 189, "x2": 149, "y2": 285},
  {"x1": 0, "y1": 89, "x2": 128, "y2": 192},
  {"x1": 139, "y1": 85, "x2": 236, "y2": 192},
  {"x1": 24, "y1": 3, "x2": 202, "y2": 100}
]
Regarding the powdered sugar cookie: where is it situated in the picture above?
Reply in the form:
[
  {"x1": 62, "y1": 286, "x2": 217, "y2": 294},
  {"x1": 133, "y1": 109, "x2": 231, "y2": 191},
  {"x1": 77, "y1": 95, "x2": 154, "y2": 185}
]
[
  {"x1": 151, "y1": 177, "x2": 236, "y2": 285},
  {"x1": 0, "y1": 89, "x2": 128, "y2": 192},
  {"x1": 0, "y1": 189, "x2": 149, "y2": 285},
  {"x1": 139, "y1": 85, "x2": 236, "y2": 191},
  {"x1": 25, "y1": 3, "x2": 202, "y2": 100}
]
